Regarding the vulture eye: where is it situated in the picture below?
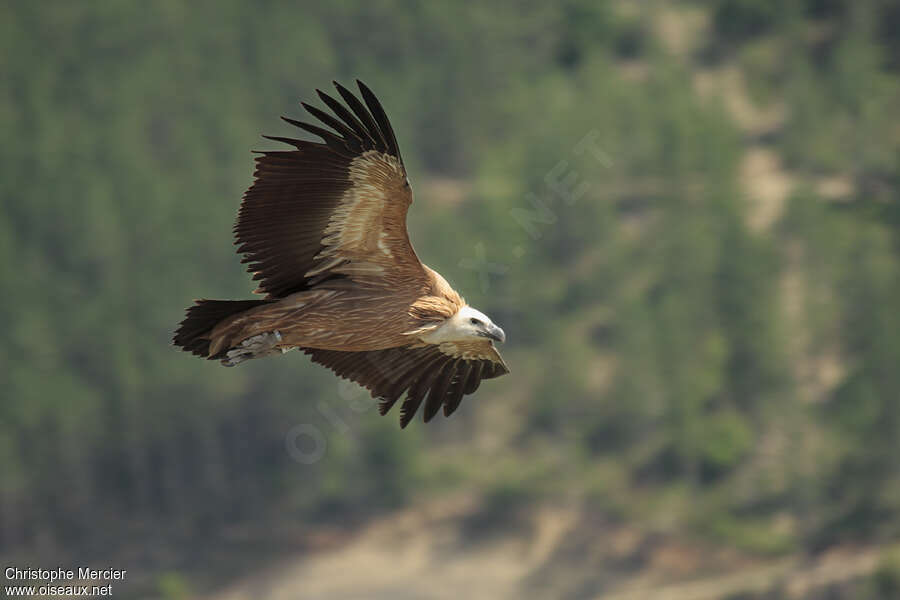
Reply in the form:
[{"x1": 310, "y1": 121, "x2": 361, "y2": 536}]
[{"x1": 470, "y1": 318, "x2": 482, "y2": 326}]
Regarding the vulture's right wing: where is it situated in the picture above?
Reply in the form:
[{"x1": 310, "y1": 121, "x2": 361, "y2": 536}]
[{"x1": 236, "y1": 80, "x2": 427, "y2": 298}]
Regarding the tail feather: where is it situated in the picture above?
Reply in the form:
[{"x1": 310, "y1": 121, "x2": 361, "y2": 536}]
[{"x1": 173, "y1": 299, "x2": 272, "y2": 359}]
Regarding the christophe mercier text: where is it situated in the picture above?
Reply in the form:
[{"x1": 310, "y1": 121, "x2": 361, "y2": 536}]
[
  {"x1": 6, "y1": 568, "x2": 126, "y2": 581},
  {"x1": 5, "y1": 567, "x2": 126, "y2": 595}
]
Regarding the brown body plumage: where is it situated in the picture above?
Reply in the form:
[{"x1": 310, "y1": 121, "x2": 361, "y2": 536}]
[{"x1": 174, "y1": 81, "x2": 508, "y2": 427}]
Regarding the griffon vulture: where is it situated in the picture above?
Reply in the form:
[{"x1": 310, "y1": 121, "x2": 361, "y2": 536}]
[{"x1": 174, "y1": 80, "x2": 508, "y2": 427}]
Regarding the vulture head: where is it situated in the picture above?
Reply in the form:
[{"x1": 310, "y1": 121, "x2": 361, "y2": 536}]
[{"x1": 422, "y1": 306, "x2": 506, "y2": 345}]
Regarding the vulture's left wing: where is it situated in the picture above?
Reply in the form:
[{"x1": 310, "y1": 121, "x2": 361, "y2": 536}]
[
  {"x1": 236, "y1": 81, "x2": 426, "y2": 298},
  {"x1": 305, "y1": 342, "x2": 509, "y2": 428}
]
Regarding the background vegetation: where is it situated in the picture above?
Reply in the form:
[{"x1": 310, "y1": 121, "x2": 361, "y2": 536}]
[{"x1": 1, "y1": 0, "x2": 899, "y2": 597}]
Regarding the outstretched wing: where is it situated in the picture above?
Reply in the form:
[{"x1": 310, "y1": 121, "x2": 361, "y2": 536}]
[
  {"x1": 236, "y1": 80, "x2": 426, "y2": 298},
  {"x1": 305, "y1": 342, "x2": 509, "y2": 428}
]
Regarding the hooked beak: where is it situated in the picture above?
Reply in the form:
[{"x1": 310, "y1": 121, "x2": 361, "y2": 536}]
[{"x1": 486, "y1": 324, "x2": 506, "y2": 343}]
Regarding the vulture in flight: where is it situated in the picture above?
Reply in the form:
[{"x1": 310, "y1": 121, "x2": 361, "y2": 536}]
[{"x1": 174, "y1": 80, "x2": 508, "y2": 427}]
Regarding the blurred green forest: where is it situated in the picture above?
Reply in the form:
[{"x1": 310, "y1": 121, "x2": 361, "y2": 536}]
[{"x1": 1, "y1": 0, "x2": 899, "y2": 597}]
